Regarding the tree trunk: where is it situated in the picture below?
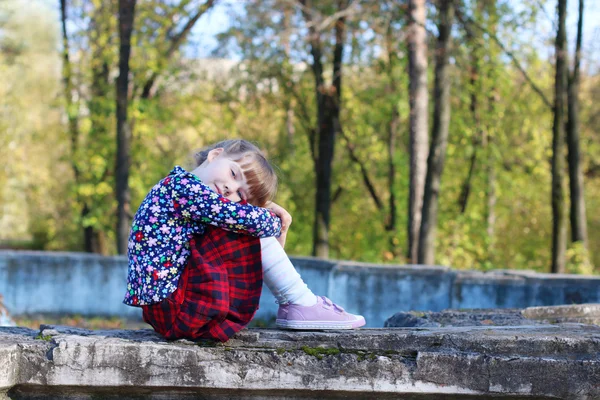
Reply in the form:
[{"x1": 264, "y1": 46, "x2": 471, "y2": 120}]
[
  {"x1": 282, "y1": 5, "x2": 295, "y2": 154},
  {"x1": 385, "y1": 21, "x2": 399, "y2": 257},
  {"x1": 486, "y1": 86, "x2": 498, "y2": 251},
  {"x1": 458, "y1": 45, "x2": 481, "y2": 214},
  {"x1": 458, "y1": 2, "x2": 484, "y2": 215},
  {"x1": 387, "y1": 107, "x2": 400, "y2": 255},
  {"x1": 567, "y1": 0, "x2": 587, "y2": 247},
  {"x1": 115, "y1": 0, "x2": 136, "y2": 255},
  {"x1": 485, "y1": 2, "x2": 499, "y2": 254},
  {"x1": 407, "y1": 0, "x2": 429, "y2": 263},
  {"x1": 88, "y1": 3, "x2": 113, "y2": 254},
  {"x1": 61, "y1": 0, "x2": 97, "y2": 253},
  {"x1": 418, "y1": 0, "x2": 454, "y2": 265},
  {"x1": 60, "y1": 0, "x2": 78, "y2": 179},
  {"x1": 304, "y1": 8, "x2": 326, "y2": 257},
  {"x1": 88, "y1": 57, "x2": 111, "y2": 254},
  {"x1": 551, "y1": 0, "x2": 568, "y2": 273},
  {"x1": 486, "y1": 144, "x2": 497, "y2": 240},
  {"x1": 301, "y1": 0, "x2": 347, "y2": 259},
  {"x1": 313, "y1": 93, "x2": 338, "y2": 259}
]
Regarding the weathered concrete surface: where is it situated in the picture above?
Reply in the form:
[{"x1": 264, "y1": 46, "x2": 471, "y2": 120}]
[
  {"x1": 4, "y1": 251, "x2": 600, "y2": 328},
  {"x1": 384, "y1": 308, "x2": 539, "y2": 328},
  {"x1": 1, "y1": 325, "x2": 600, "y2": 399},
  {"x1": 386, "y1": 304, "x2": 600, "y2": 328},
  {"x1": 522, "y1": 303, "x2": 600, "y2": 325},
  {"x1": 0, "y1": 251, "x2": 140, "y2": 320},
  {"x1": 451, "y1": 269, "x2": 600, "y2": 310}
]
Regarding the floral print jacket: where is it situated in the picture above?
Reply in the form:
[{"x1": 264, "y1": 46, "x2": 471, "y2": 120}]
[{"x1": 124, "y1": 166, "x2": 282, "y2": 306}]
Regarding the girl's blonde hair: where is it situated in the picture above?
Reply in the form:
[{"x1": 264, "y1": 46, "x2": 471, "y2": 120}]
[{"x1": 194, "y1": 139, "x2": 277, "y2": 207}]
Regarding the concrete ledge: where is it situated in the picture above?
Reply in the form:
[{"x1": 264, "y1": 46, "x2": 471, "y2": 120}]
[
  {"x1": 4, "y1": 251, "x2": 600, "y2": 328},
  {"x1": 385, "y1": 304, "x2": 600, "y2": 327},
  {"x1": 523, "y1": 303, "x2": 600, "y2": 325},
  {"x1": 1, "y1": 325, "x2": 600, "y2": 399}
]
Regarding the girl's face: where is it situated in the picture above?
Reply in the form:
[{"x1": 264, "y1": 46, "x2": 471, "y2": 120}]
[{"x1": 191, "y1": 148, "x2": 249, "y2": 203}]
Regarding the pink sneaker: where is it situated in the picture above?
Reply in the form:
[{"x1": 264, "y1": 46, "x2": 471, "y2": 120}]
[
  {"x1": 276, "y1": 296, "x2": 366, "y2": 330},
  {"x1": 277, "y1": 303, "x2": 289, "y2": 320}
]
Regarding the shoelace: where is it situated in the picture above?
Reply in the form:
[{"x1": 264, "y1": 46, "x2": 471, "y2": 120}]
[{"x1": 321, "y1": 296, "x2": 345, "y2": 312}]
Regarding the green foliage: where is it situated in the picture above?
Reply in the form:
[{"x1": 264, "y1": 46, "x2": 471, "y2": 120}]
[
  {"x1": 0, "y1": 0, "x2": 70, "y2": 249},
  {"x1": 566, "y1": 242, "x2": 594, "y2": 275},
  {"x1": 0, "y1": 0, "x2": 598, "y2": 276}
]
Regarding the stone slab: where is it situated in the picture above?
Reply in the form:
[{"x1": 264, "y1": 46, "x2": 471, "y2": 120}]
[
  {"x1": 386, "y1": 304, "x2": 600, "y2": 329},
  {"x1": 384, "y1": 308, "x2": 539, "y2": 327},
  {"x1": 1, "y1": 325, "x2": 600, "y2": 399},
  {"x1": 522, "y1": 303, "x2": 600, "y2": 324}
]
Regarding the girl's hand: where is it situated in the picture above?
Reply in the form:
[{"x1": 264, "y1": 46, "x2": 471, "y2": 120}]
[{"x1": 266, "y1": 202, "x2": 292, "y2": 248}]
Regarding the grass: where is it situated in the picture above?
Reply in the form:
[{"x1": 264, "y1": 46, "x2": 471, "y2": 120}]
[{"x1": 13, "y1": 315, "x2": 149, "y2": 330}]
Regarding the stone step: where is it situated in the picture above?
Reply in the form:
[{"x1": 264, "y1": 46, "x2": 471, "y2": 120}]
[
  {"x1": 1, "y1": 324, "x2": 599, "y2": 399},
  {"x1": 385, "y1": 303, "x2": 600, "y2": 328},
  {"x1": 522, "y1": 303, "x2": 600, "y2": 324},
  {"x1": 385, "y1": 308, "x2": 535, "y2": 327}
]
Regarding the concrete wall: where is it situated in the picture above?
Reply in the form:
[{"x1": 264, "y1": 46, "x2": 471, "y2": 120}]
[
  {"x1": 1, "y1": 250, "x2": 600, "y2": 327},
  {"x1": 4, "y1": 324, "x2": 600, "y2": 399}
]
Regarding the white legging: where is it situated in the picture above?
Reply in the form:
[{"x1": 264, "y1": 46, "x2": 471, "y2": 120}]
[{"x1": 260, "y1": 237, "x2": 317, "y2": 306}]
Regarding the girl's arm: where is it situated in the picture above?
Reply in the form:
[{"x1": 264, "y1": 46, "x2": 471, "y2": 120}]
[
  {"x1": 265, "y1": 202, "x2": 292, "y2": 248},
  {"x1": 163, "y1": 170, "x2": 282, "y2": 238}
]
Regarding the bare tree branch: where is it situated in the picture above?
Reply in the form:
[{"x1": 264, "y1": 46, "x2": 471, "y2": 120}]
[
  {"x1": 455, "y1": 5, "x2": 552, "y2": 109},
  {"x1": 331, "y1": 186, "x2": 344, "y2": 204},
  {"x1": 290, "y1": 0, "x2": 361, "y2": 32},
  {"x1": 339, "y1": 128, "x2": 384, "y2": 211},
  {"x1": 532, "y1": 0, "x2": 557, "y2": 31},
  {"x1": 285, "y1": 79, "x2": 317, "y2": 163},
  {"x1": 141, "y1": 0, "x2": 216, "y2": 99}
]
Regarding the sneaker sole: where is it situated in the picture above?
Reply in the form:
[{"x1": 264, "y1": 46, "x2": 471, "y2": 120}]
[{"x1": 276, "y1": 317, "x2": 365, "y2": 330}]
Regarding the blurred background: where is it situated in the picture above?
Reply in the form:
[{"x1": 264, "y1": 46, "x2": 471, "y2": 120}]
[{"x1": 0, "y1": 0, "x2": 598, "y2": 287}]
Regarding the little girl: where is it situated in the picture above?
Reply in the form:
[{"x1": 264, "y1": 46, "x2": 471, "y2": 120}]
[{"x1": 124, "y1": 139, "x2": 365, "y2": 342}]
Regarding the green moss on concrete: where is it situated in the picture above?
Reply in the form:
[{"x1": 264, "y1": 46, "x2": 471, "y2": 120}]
[
  {"x1": 301, "y1": 346, "x2": 340, "y2": 360},
  {"x1": 269, "y1": 345, "x2": 405, "y2": 362}
]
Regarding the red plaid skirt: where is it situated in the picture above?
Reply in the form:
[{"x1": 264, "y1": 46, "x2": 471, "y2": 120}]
[{"x1": 142, "y1": 226, "x2": 263, "y2": 342}]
